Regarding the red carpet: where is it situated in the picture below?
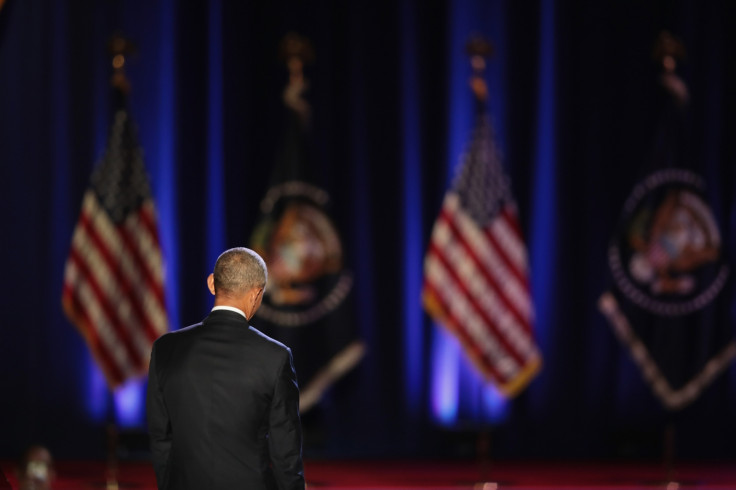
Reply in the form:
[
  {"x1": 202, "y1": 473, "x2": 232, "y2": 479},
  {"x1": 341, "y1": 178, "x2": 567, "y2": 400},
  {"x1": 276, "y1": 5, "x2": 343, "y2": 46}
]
[{"x1": 2, "y1": 459, "x2": 735, "y2": 489}]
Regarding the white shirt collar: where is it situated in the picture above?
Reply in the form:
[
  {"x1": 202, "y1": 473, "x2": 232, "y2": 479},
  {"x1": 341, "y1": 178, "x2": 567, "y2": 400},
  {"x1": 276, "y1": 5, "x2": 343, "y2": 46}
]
[{"x1": 211, "y1": 305, "x2": 247, "y2": 319}]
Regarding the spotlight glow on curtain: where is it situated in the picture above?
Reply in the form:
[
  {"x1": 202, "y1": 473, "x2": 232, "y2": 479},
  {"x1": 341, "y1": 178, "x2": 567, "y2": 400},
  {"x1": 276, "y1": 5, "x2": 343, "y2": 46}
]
[
  {"x1": 206, "y1": 0, "x2": 225, "y2": 267},
  {"x1": 528, "y1": 0, "x2": 557, "y2": 411},
  {"x1": 401, "y1": 0, "x2": 425, "y2": 416},
  {"x1": 155, "y1": 0, "x2": 180, "y2": 339}
]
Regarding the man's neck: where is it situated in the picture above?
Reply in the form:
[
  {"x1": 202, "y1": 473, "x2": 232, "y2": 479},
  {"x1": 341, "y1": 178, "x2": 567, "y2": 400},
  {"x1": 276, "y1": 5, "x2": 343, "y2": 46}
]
[
  {"x1": 213, "y1": 291, "x2": 254, "y2": 319},
  {"x1": 212, "y1": 305, "x2": 247, "y2": 319}
]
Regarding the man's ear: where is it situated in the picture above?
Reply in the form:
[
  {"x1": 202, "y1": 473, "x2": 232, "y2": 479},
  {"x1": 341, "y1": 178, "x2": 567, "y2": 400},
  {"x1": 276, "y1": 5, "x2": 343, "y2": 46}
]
[
  {"x1": 207, "y1": 273, "x2": 216, "y2": 296},
  {"x1": 250, "y1": 287, "x2": 262, "y2": 307}
]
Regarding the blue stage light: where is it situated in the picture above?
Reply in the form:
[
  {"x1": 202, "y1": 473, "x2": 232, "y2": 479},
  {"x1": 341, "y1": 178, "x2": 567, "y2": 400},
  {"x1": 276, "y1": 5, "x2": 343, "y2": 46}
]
[
  {"x1": 528, "y1": 0, "x2": 557, "y2": 411},
  {"x1": 400, "y1": 0, "x2": 425, "y2": 416},
  {"x1": 206, "y1": 0, "x2": 226, "y2": 272}
]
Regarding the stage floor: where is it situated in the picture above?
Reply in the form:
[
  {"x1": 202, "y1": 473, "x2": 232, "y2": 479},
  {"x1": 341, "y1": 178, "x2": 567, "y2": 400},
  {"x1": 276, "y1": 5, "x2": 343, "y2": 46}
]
[{"x1": 2, "y1": 459, "x2": 735, "y2": 489}]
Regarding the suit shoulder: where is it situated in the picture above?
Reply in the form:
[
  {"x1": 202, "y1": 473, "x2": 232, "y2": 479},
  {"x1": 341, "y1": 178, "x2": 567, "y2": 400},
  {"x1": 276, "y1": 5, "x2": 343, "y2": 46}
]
[
  {"x1": 248, "y1": 326, "x2": 291, "y2": 354},
  {"x1": 153, "y1": 322, "x2": 202, "y2": 348}
]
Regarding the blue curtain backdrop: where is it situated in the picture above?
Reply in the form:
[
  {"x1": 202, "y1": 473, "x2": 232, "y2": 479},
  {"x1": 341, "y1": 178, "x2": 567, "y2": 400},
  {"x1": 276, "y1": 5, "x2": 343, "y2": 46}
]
[{"x1": 1, "y1": 0, "x2": 736, "y2": 460}]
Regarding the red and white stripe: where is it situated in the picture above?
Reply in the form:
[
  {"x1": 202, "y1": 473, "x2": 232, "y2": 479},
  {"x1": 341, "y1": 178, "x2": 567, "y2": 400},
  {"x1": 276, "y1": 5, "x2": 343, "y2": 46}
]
[
  {"x1": 423, "y1": 192, "x2": 540, "y2": 394},
  {"x1": 62, "y1": 190, "x2": 168, "y2": 388}
]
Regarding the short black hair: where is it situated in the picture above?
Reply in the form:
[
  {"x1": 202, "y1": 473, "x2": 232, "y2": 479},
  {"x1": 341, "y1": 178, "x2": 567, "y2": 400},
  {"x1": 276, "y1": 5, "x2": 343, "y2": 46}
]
[{"x1": 213, "y1": 248, "x2": 267, "y2": 296}]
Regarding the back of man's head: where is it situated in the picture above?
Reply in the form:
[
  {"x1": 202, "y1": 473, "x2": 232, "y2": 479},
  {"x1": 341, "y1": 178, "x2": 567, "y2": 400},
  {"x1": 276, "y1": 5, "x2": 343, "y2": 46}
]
[{"x1": 213, "y1": 248, "x2": 267, "y2": 298}]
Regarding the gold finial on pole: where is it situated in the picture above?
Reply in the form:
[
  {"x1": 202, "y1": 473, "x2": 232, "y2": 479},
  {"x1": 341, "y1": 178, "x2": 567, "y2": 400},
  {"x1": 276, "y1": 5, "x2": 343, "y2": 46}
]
[
  {"x1": 652, "y1": 30, "x2": 686, "y2": 73},
  {"x1": 279, "y1": 32, "x2": 314, "y2": 122},
  {"x1": 652, "y1": 30, "x2": 688, "y2": 104},
  {"x1": 465, "y1": 34, "x2": 494, "y2": 102},
  {"x1": 107, "y1": 31, "x2": 136, "y2": 94},
  {"x1": 279, "y1": 32, "x2": 315, "y2": 81}
]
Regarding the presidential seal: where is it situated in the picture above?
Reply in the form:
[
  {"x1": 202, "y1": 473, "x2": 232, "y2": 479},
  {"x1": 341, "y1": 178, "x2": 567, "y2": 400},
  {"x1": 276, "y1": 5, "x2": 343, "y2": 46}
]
[
  {"x1": 608, "y1": 169, "x2": 729, "y2": 316},
  {"x1": 250, "y1": 180, "x2": 353, "y2": 327}
]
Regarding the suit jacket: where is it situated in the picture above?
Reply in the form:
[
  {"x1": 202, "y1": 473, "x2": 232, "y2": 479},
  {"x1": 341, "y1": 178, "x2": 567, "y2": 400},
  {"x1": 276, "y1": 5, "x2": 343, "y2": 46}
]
[{"x1": 146, "y1": 309, "x2": 305, "y2": 490}]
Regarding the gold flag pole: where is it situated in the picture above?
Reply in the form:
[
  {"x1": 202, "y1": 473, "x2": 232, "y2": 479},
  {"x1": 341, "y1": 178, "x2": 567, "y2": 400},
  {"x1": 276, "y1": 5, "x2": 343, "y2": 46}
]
[
  {"x1": 103, "y1": 32, "x2": 136, "y2": 490},
  {"x1": 465, "y1": 34, "x2": 499, "y2": 490},
  {"x1": 106, "y1": 423, "x2": 119, "y2": 490},
  {"x1": 651, "y1": 29, "x2": 687, "y2": 489}
]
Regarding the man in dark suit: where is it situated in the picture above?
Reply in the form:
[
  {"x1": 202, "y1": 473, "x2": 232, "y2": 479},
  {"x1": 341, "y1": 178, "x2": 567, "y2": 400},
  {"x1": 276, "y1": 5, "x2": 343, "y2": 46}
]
[{"x1": 146, "y1": 247, "x2": 305, "y2": 489}]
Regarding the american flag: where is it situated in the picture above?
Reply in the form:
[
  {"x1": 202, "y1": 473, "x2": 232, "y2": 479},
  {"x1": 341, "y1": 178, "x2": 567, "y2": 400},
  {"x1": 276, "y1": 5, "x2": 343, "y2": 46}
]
[
  {"x1": 62, "y1": 103, "x2": 168, "y2": 389},
  {"x1": 422, "y1": 112, "x2": 541, "y2": 396}
]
